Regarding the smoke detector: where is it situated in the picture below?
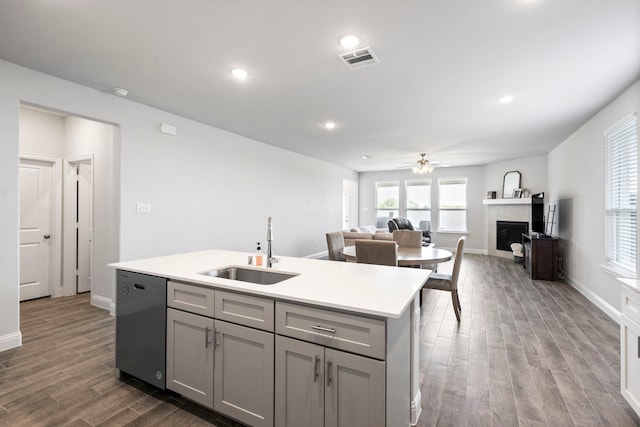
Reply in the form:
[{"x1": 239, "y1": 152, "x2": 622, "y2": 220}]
[
  {"x1": 112, "y1": 87, "x2": 128, "y2": 97},
  {"x1": 338, "y1": 47, "x2": 380, "y2": 69}
]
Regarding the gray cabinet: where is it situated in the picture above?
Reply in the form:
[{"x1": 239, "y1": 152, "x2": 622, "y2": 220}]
[
  {"x1": 166, "y1": 307, "x2": 214, "y2": 408},
  {"x1": 275, "y1": 335, "x2": 324, "y2": 427},
  {"x1": 275, "y1": 310, "x2": 386, "y2": 427},
  {"x1": 166, "y1": 284, "x2": 275, "y2": 427},
  {"x1": 214, "y1": 319, "x2": 274, "y2": 427},
  {"x1": 325, "y1": 348, "x2": 385, "y2": 427}
]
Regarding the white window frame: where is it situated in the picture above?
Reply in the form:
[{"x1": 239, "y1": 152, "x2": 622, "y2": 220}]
[
  {"x1": 605, "y1": 113, "x2": 637, "y2": 278},
  {"x1": 437, "y1": 177, "x2": 467, "y2": 233}
]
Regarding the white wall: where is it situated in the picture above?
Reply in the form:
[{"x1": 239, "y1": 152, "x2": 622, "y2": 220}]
[
  {"x1": 359, "y1": 166, "x2": 486, "y2": 252},
  {"x1": 19, "y1": 108, "x2": 65, "y2": 157},
  {"x1": 0, "y1": 77, "x2": 20, "y2": 351},
  {"x1": 548, "y1": 80, "x2": 640, "y2": 318},
  {"x1": 483, "y1": 155, "x2": 548, "y2": 198},
  {"x1": 0, "y1": 59, "x2": 357, "y2": 351}
]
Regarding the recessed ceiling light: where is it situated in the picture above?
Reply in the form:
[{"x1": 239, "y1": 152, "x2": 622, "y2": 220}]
[
  {"x1": 361, "y1": 155, "x2": 373, "y2": 160},
  {"x1": 499, "y1": 95, "x2": 514, "y2": 104},
  {"x1": 338, "y1": 34, "x2": 362, "y2": 49},
  {"x1": 230, "y1": 68, "x2": 249, "y2": 80},
  {"x1": 323, "y1": 121, "x2": 336, "y2": 130}
]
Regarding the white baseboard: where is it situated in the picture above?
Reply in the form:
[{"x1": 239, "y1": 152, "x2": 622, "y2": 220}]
[
  {"x1": 0, "y1": 331, "x2": 22, "y2": 352},
  {"x1": 91, "y1": 294, "x2": 115, "y2": 316},
  {"x1": 564, "y1": 276, "x2": 622, "y2": 324}
]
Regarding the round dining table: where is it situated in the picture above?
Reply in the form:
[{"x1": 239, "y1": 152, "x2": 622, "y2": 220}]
[{"x1": 341, "y1": 244, "x2": 453, "y2": 267}]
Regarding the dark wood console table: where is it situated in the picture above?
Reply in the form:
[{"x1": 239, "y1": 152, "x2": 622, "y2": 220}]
[{"x1": 522, "y1": 233, "x2": 558, "y2": 281}]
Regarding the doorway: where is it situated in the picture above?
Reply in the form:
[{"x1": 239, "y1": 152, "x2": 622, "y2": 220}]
[
  {"x1": 64, "y1": 157, "x2": 94, "y2": 294},
  {"x1": 19, "y1": 105, "x2": 113, "y2": 304}
]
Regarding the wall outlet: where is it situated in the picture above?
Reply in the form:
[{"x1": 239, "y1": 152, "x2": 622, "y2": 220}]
[{"x1": 136, "y1": 203, "x2": 151, "y2": 214}]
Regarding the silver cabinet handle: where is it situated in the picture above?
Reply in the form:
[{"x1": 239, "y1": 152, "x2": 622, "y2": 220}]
[
  {"x1": 310, "y1": 325, "x2": 336, "y2": 334},
  {"x1": 313, "y1": 356, "x2": 320, "y2": 382},
  {"x1": 214, "y1": 330, "x2": 221, "y2": 348},
  {"x1": 326, "y1": 360, "x2": 333, "y2": 387},
  {"x1": 205, "y1": 326, "x2": 211, "y2": 348}
]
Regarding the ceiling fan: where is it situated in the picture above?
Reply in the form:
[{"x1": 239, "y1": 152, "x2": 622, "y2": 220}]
[{"x1": 411, "y1": 153, "x2": 438, "y2": 174}]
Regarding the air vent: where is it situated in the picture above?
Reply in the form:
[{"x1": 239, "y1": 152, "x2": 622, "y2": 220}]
[{"x1": 338, "y1": 47, "x2": 380, "y2": 69}]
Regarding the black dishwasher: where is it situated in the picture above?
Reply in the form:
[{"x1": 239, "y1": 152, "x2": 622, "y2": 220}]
[{"x1": 115, "y1": 270, "x2": 167, "y2": 389}]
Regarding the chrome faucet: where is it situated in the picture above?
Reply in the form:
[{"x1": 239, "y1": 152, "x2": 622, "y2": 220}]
[{"x1": 266, "y1": 217, "x2": 279, "y2": 268}]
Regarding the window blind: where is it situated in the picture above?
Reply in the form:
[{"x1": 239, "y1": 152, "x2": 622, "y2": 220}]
[
  {"x1": 605, "y1": 113, "x2": 637, "y2": 276},
  {"x1": 438, "y1": 178, "x2": 467, "y2": 232},
  {"x1": 405, "y1": 180, "x2": 431, "y2": 209}
]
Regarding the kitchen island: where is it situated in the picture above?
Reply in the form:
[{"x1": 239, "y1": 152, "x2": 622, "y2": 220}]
[{"x1": 110, "y1": 249, "x2": 429, "y2": 427}]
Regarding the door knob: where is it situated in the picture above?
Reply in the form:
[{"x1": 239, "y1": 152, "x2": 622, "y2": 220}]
[{"x1": 43, "y1": 234, "x2": 51, "y2": 239}]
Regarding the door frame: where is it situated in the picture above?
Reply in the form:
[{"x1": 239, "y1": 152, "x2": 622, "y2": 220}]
[
  {"x1": 19, "y1": 154, "x2": 63, "y2": 297},
  {"x1": 63, "y1": 155, "x2": 94, "y2": 297}
]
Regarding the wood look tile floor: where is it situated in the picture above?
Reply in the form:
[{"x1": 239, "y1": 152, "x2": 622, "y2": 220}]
[{"x1": 0, "y1": 254, "x2": 638, "y2": 426}]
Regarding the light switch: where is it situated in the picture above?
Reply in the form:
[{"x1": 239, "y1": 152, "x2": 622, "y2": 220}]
[{"x1": 136, "y1": 203, "x2": 151, "y2": 214}]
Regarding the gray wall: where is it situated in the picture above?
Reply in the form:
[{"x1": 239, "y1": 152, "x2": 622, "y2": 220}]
[
  {"x1": 0, "y1": 59, "x2": 357, "y2": 351},
  {"x1": 548, "y1": 79, "x2": 640, "y2": 318}
]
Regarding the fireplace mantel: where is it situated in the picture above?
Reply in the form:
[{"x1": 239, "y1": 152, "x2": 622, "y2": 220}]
[{"x1": 482, "y1": 198, "x2": 532, "y2": 205}]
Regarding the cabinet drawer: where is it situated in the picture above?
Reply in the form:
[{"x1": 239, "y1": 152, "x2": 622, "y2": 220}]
[
  {"x1": 215, "y1": 290, "x2": 274, "y2": 332},
  {"x1": 167, "y1": 281, "x2": 215, "y2": 317},
  {"x1": 623, "y1": 286, "x2": 640, "y2": 327},
  {"x1": 275, "y1": 301, "x2": 386, "y2": 360}
]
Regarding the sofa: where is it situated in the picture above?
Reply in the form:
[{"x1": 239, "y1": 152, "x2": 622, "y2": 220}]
[{"x1": 342, "y1": 226, "x2": 393, "y2": 247}]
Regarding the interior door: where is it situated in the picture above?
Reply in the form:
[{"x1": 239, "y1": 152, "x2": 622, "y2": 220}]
[
  {"x1": 76, "y1": 161, "x2": 92, "y2": 293},
  {"x1": 342, "y1": 190, "x2": 350, "y2": 230},
  {"x1": 19, "y1": 159, "x2": 54, "y2": 301}
]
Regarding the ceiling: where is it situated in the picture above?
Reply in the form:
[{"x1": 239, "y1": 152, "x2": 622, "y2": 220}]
[{"x1": 1, "y1": 1, "x2": 638, "y2": 172}]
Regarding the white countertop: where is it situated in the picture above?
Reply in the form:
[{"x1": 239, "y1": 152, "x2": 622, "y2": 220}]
[{"x1": 109, "y1": 249, "x2": 430, "y2": 319}]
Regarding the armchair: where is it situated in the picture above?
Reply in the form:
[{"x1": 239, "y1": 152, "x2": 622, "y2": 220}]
[{"x1": 388, "y1": 218, "x2": 431, "y2": 244}]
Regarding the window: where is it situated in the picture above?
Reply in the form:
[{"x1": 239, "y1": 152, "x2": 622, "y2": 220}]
[
  {"x1": 375, "y1": 181, "x2": 399, "y2": 229},
  {"x1": 405, "y1": 180, "x2": 431, "y2": 230},
  {"x1": 605, "y1": 113, "x2": 637, "y2": 276},
  {"x1": 438, "y1": 178, "x2": 467, "y2": 232}
]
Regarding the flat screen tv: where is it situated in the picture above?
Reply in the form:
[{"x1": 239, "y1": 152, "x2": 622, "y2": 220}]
[{"x1": 531, "y1": 194, "x2": 545, "y2": 233}]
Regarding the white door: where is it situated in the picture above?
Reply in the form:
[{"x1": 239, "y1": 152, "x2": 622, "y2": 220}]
[
  {"x1": 76, "y1": 161, "x2": 92, "y2": 293},
  {"x1": 342, "y1": 190, "x2": 350, "y2": 230},
  {"x1": 19, "y1": 159, "x2": 54, "y2": 301}
]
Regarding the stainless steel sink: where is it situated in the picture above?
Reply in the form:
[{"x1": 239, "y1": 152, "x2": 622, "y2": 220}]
[{"x1": 199, "y1": 266, "x2": 298, "y2": 285}]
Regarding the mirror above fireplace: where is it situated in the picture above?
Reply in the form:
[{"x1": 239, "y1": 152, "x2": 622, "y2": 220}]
[{"x1": 502, "y1": 171, "x2": 521, "y2": 198}]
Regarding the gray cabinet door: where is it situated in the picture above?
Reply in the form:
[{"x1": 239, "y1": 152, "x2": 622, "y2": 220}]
[
  {"x1": 275, "y1": 335, "x2": 324, "y2": 427},
  {"x1": 166, "y1": 308, "x2": 214, "y2": 408},
  {"x1": 325, "y1": 348, "x2": 385, "y2": 427},
  {"x1": 214, "y1": 320, "x2": 274, "y2": 427}
]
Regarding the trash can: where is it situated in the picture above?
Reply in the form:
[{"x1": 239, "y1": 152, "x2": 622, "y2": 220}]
[{"x1": 510, "y1": 243, "x2": 524, "y2": 264}]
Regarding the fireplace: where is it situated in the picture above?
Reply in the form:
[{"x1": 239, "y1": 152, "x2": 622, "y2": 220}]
[{"x1": 496, "y1": 221, "x2": 528, "y2": 251}]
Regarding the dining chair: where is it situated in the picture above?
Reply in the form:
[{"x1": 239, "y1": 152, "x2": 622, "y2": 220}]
[
  {"x1": 355, "y1": 240, "x2": 398, "y2": 266},
  {"x1": 392, "y1": 230, "x2": 422, "y2": 247},
  {"x1": 423, "y1": 236, "x2": 465, "y2": 321},
  {"x1": 325, "y1": 231, "x2": 346, "y2": 261}
]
